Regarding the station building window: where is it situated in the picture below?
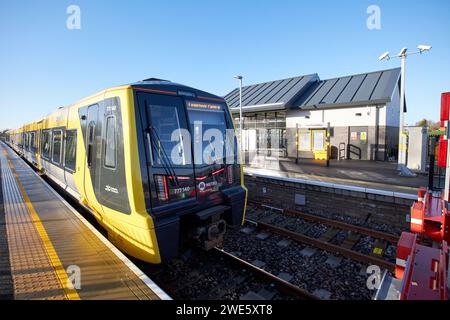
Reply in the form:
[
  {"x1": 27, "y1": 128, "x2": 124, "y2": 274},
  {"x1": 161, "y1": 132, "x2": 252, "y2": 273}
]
[{"x1": 235, "y1": 111, "x2": 287, "y2": 157}]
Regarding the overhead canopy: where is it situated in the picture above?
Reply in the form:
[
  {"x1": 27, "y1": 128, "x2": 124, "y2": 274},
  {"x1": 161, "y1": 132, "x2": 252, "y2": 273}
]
[
  {"x1": 224, "y1": 74, "x2": 319, "y2": 113},
  {"x1": 225, "y1": 68, "x2": 406, "y2": 113},
  {"x1": 294, "y1": 68, "x2": 405, "y2": 110}
]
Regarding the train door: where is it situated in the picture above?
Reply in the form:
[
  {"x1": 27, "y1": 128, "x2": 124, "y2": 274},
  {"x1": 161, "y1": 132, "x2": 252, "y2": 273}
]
[
  {"x1": 97, "y1": 98, "x2": 130, "y2": 213},
  {"x1": 80, "y1": 100, "x2": 130, "y2": 214},
  {"x1": 83, "y1": 104, "x2": 99, "y2": 204}
]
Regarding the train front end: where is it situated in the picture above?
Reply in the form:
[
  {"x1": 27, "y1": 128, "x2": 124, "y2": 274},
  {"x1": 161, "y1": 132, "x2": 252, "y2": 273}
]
[{"x1": 133, "y1": 81, "x2": 247, "y2": 262}]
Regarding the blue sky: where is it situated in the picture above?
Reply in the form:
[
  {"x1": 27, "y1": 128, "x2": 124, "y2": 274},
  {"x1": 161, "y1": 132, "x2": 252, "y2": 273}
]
[{"x1": 0, "y1": 0, "x2": 449, "y2": 130}]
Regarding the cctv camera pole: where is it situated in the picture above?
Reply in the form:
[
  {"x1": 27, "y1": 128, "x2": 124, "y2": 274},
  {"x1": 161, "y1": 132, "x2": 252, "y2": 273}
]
[
  {"x1": 398, "y1": 51, "x2": 407, "y2": 169},
  {"x1": 379, "y1": 45, "x2": 431, "y2": 175}
]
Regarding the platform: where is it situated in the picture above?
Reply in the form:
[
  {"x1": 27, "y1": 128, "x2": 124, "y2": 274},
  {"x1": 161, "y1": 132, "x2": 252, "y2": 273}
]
[
  {"x1": 241, "y1": 151, "x2": 435, "y2": 195},
  {"x1": 0, "y1": 142, "x2": 170, "y2": 300},
  {"x1": 244, "y1": 167, "x2": 420, "y2": 199}
]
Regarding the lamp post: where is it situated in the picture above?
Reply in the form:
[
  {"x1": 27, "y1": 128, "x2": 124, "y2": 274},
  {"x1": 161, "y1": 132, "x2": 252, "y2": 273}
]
[
  {"x1": 379, "y1": 45, "x2": 431, "y2": 174},
  {"x1": 234, "y1": 75, "x2": 243, "y2": 154}
]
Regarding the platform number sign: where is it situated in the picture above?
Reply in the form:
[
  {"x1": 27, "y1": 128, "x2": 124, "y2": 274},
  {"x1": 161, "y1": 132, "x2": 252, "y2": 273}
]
[{"x1": 366, "y1": 265, "x2": 381, "y2": 290}]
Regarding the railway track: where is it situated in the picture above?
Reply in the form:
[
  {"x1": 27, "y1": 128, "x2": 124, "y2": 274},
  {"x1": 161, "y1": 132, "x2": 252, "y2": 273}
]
[
  {"x1": 141, "y1": 247, "x2": 319, "y2": 300},
  {"x1": 249, "y1": 200, "x2": 400, "y2": 242},
  {"x1": 212, "y1": 248, "x2": 318, "y2": 300},
  {"x1": 246, "y1": 201, "x2": 397, "y2": 272}
]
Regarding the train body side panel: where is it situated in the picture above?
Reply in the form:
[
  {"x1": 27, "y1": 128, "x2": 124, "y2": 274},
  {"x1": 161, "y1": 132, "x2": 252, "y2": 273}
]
[{"x1": 7, "y1": 86, "x2": 162, "y2": 263}]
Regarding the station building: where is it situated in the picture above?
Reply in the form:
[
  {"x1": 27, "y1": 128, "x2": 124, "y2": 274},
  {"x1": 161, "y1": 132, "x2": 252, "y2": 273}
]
[{"x1": 224, "y1": 68, "x2": 404, "y2": 161}]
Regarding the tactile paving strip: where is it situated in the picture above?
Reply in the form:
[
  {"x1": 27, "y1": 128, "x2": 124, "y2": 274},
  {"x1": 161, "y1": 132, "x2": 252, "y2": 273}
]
[
  {"x1": 0, "y1": 157, "x2": 14, "y2": 299},
  {"x1": 0, "y1": 149, "x2": 66, "y2": 300},
  {"x1": 0, "y1": 143, "x2": 169, "y2": 300}
]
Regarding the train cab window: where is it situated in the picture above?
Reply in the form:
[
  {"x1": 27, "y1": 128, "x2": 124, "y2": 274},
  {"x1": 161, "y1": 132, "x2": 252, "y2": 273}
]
[
  {"x1": 147, "y1": 100, "x2": 188, "y2": 166},
  {"x1": 104, "y1": 116, "x2": 116, "y2": 169},
  {"x1": 42, "y1": 130, "x2": 51, "y2": 159},
  {"x1": 64, "y1": 130, "x2": 77, "y2": 171},
  {"x1": 187, "y1": 104, "x2": 229, "y2": 166},
  {"x1": 52, "y1": 130, "x2": 63, "y2": 164}
]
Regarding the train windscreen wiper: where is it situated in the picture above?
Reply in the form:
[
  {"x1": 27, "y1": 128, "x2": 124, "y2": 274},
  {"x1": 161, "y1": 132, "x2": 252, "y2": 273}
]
[{"x1": 147, "y1": 127, "x2": 180, "y2": 187}]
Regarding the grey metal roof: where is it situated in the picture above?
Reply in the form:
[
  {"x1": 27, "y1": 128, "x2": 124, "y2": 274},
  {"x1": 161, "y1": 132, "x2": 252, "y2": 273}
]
[
  {"x1": 225, "y1": 74, "x2": 319, "y2": 113},
  {"x1": 294, "y1": 68, "x2": 402, "y2": 110}
]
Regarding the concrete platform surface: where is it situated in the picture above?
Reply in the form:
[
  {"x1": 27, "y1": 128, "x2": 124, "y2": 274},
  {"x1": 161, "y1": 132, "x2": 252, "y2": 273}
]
[
  {"x1": 244, "y1": 158, "x2": 430, "y2": 195},
  {"x1": 0, "y1": 142, "x2": 170, "y2": 300}
]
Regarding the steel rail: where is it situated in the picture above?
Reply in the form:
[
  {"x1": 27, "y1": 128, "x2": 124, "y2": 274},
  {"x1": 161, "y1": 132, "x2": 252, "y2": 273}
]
[
  {"x1": 213, "y1": 247, "x2": 319, "y2": 300},
  {"x1": 247, "y1": 219, "x2": 396, "y2": 272},
  {"x1": 249, "y1": 200, "x2": 400, "y2": 243}
]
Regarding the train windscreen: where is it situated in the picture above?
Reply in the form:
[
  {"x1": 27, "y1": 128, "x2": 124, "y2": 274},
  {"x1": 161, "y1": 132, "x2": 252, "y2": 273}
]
[{"x1": 187, "y1": 108, "x2": 228, "y2": 167}]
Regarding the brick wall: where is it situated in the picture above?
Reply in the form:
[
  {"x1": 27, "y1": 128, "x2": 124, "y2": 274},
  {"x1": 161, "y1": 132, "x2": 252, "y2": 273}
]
[{"x1": 245, "y1": 175, "x2": 412, "y2": 229}]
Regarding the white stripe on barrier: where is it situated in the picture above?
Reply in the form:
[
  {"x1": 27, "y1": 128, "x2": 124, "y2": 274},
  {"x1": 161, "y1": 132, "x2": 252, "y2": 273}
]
[
  {"x1": 410, "y1": 218, "x2": 423, "y2": 226},
  {"x1": 396, "y1": 258, "x2": 407, "y2": 268}
]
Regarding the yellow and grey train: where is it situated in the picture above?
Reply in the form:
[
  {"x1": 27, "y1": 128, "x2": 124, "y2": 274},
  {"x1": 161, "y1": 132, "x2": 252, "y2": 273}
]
[{"x1": 6, "y1": 79, "x2": 247, "y2": 264}]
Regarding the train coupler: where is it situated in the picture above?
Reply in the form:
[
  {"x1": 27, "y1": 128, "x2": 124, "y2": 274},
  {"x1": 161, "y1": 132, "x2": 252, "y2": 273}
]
[{"x1": 193, "y1": 219, "x2": 227, "y2": 250}]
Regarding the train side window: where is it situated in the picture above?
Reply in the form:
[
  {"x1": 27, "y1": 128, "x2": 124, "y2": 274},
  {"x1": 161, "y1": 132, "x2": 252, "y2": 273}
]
[
  {"x1": 24, "y1": 133, "x2": 29, "y2": 150},
  {"x1": 87, "y1": 122, "x2": 95, "y2": 168},
  {"x1": 42, "y1": 130, "x2": 51, "y2": 159},
  {"x1": 64, "y1": 130, "x2": 77, "y2": 171},
  {"x1": 52, "y1": 130, "x2": 63, "y2": 165},
  {"x1": 104, "y1": 116, "x2": 116, "y2": 169},
  {"x1": 30, "y1": 132, "x2": 35, "y2": 152}
]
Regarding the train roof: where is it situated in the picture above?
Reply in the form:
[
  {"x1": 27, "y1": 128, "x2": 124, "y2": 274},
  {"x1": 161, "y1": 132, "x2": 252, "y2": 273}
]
[
  {"x1": 130, "y1": 79, "x2": 225, "y2": 102},
  {"x1": 35, "y1": 78, "x2": 225, "y2": 122},
  {"x1": 12, "y1": 79, "x2": 226, "y2": 131}
]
